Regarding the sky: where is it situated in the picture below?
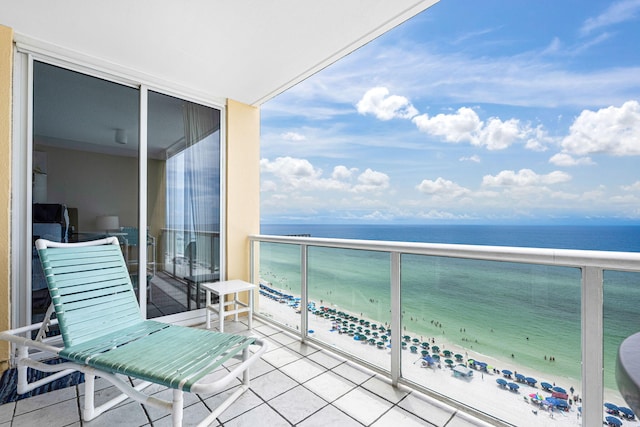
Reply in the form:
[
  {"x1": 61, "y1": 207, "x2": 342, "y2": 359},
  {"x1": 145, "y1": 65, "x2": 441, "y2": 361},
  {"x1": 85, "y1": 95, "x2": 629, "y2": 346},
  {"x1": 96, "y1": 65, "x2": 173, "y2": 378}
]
[{"x1": 259, "y1": 0, "x2": 640, "y2": 225}]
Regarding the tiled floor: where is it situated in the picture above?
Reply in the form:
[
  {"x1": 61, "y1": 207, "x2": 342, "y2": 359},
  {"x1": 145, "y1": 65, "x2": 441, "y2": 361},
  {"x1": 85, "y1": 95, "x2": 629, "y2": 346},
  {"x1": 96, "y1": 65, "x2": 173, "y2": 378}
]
[{"x1": 0, "y1": 318, "x2": 492, "y2": 426}]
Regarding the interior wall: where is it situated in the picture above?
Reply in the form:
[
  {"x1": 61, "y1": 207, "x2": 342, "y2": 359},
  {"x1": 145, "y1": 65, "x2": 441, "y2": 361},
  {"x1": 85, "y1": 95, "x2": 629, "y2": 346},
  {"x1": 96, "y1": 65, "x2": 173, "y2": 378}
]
[
  {"x1": 225, "y1": 99, "x2": 260, "y2": 282},
  {"x1": 35, "y1": 144, "x2": 139, "y2": 231},
  {"x1": 0, "y1": 24, "x2": 13, "y2": 372}
]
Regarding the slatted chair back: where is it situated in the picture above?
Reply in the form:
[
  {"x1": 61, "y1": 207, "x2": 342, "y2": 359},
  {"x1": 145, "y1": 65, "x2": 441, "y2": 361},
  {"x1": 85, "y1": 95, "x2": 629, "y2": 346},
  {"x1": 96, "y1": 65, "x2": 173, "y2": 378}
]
[{"x1": 36, "y1": 237, "x2": 143, "y2": 348}]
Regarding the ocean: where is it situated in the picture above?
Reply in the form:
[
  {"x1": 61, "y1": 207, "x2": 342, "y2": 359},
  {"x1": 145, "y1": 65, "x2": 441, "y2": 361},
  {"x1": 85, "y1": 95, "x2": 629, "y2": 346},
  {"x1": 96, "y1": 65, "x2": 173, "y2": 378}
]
[{"x1": 258, "y1": 224, "x2": 640, "y2": 391}]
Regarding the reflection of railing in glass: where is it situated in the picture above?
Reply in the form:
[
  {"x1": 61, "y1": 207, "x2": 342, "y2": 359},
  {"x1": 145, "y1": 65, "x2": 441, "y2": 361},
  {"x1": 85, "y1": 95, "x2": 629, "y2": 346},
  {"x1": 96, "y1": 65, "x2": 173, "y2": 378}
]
[
  {"x1": 158, "y1": 228, "x2": 220, "y2": 310},
  {"x1": 161, "y1": 228, "x2": 220, "y2": 278}
]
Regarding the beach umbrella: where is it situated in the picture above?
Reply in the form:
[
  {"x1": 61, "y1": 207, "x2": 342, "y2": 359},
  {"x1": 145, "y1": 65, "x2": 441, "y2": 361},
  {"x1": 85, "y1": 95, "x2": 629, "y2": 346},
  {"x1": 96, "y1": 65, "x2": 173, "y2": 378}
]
[
  {"x1": 412, "y1": 338, "x2": 420, "y2": 343},
  {"x1": 525, "y1": 377, "x2": 537, "y2": 385},
  {"x1": 618, "y1": 407, "x2": 635, "y2": 419},
  {"x1": 431, "y1": 345, "x2": 440, "y2": 353},
  {"x1": 401, "y1": 341, "x2": 407, "y2": 348},
  {"x1": 403, "y1": 335, "x2": 411, "y2": 341},
  {"x1": 421, "y1": 342, "x2": 429, "y2": 349},
  {"x1": 410, "y1": 345, "x2": 418, "y2": 353},
  {"x1": 496, "y1": 378, "x2": 507, "y2": 387},
  {"x1": 432, "y1": 354, "x2": 440, "y2": 361},
  {"x1": 444, "y1": 358, "x2": 454, "y2": 367},
  {"x1": 605, "y1": 403, "x2": 620, "y2": 412},
  {"x1": 540, "y1": 382, "x2": 553, "y2": 390},
  {"x1": 443, "y1": 350, "x2": 452, "y2": 357},
  {"x1": 605, "y1": 416, "x2": 623, "y2": 426},
  {"x1": 421, "y1": 350, "x2": 429, "y2": 357},
  {"x1": 454, "y1": 353, "x2": 463, "y2": 361},
  {"x1": 501, "y1": 369, "x2": 512, "y2": 377},
  {"x1": 552, "y1": 386, "x2": 566, "y2": 394},
  {"x1": 507, "y1": 382, "x2": 519, "y2": 391},
  {"x1": 515, "y1": 373, "x2": 525, "y2": 382}
]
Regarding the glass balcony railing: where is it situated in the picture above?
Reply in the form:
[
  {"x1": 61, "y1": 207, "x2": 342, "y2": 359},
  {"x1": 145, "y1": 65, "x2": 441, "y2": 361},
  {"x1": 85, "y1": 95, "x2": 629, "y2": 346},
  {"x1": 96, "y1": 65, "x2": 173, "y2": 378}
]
[{"x1": 249, "y1": 234, "x2": 640, "y2": 427}]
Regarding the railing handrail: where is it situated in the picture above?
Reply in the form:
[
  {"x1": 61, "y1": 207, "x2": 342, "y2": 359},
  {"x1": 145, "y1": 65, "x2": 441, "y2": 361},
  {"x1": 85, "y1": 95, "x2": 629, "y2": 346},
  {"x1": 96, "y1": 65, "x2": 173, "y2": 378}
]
[{"x1": 250, "y1": 234, "x2": 640, "y2": 272}]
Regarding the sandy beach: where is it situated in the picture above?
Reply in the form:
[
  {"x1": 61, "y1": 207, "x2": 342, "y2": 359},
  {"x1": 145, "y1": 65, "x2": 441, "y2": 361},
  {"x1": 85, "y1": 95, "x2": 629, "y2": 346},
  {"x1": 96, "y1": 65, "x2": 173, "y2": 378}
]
[{"x1": 256, "y1": 294, "x2": 638, "y2": 427}]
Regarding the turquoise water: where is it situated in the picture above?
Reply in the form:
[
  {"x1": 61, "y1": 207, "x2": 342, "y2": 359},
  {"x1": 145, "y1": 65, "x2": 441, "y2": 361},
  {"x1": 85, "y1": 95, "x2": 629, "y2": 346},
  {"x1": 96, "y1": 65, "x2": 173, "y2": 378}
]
[{"x1": 259, "y1": 225, "x2": 640, "y2": 391}]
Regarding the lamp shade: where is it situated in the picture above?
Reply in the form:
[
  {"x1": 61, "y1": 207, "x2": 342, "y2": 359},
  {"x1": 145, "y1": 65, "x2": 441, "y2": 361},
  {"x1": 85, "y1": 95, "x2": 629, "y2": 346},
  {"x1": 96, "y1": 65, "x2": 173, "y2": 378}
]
[{"x1": 96, "y1": 215, "x2": 119, "y2": 231}]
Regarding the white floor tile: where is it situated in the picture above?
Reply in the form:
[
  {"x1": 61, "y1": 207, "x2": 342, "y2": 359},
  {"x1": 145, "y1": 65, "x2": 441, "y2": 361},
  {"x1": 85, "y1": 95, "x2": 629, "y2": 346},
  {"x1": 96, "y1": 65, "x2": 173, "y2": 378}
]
[
  {"x1": 397, "y1": 393, "x2": 456, "y2": 426},
  {"x1": 333, "y1": 387, "x2": 393, "y2": 425},
  {"x1": 81, "y1": 401, "x2": 148, "y2": 427},
  {"x1": 307, "y1": 349, "x2": 344, "y2": 369},
  {"x1": 371, "y1": 406, "x2": 429, "y2": 427},
  {"x1": 12, "y1": 397, "x2": 79, "y2": 427},
  {"x1": 261, "y1": 346, "x2": 302, "y2": 368},
  {"x1": 0, "y1": 402, "x2": 15, "y2": 423},
  {"x1": 304, "y1": 371, "x2": 356, "y2": 402},
  {"x1": 209, "y1": 389, "x2": 263, "y2": 423},
  {"x1": 247, "y1": 369, "x2": 297, "y2": 401},
  {"x1": 361, "y1": 376, "x2": 408, "y2": 404},
  {"x1": 297, "y1": 404, "x2": 363, "y2": 427},
  {"x1": 332, "y1": 362, "x2": 375, "y2": 385},
  {"x1": 268, "y1": 385, "x2": 328, "y2": 424},
  {"x1": 279, "y1": 358, "x2": 327, "y2": 383},
  {"x1": 223, "y1": 402, "x2": 290, "y2": 427},
  {"x1": 14, "y1": 386, "x2": 77, "y2": 415}
]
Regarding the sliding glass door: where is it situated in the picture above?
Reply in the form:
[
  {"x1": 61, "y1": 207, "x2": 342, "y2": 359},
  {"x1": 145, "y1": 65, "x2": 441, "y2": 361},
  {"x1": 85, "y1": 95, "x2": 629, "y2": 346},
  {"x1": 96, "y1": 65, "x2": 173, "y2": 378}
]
[
  {"x1": 19, "y1": 55, "x2": 223, "y2": 325},
  {"x1": 147, "y1": 91, "x2": 221, "y2": 317}
]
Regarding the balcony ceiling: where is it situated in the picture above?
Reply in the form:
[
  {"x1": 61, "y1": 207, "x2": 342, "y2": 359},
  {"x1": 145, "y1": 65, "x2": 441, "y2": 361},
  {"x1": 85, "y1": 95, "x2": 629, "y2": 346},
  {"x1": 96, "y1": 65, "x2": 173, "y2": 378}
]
[{"x1": 3, "y1": 0, "x2": 438, "y2": 106}]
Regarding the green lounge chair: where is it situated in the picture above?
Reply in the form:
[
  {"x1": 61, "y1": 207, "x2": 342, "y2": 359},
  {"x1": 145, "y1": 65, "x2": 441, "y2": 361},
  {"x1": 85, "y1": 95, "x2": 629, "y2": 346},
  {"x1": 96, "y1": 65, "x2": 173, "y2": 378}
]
[{"x1": 0, "y1": 237, "x2": 266, "y2": 426}]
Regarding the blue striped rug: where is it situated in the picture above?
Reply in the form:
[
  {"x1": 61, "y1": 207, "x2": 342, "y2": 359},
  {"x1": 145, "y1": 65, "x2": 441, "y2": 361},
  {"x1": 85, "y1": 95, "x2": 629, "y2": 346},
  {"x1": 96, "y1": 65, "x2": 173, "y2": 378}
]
[{"x1": 0, "y1": 358, "x2": 84, "y2": 404}]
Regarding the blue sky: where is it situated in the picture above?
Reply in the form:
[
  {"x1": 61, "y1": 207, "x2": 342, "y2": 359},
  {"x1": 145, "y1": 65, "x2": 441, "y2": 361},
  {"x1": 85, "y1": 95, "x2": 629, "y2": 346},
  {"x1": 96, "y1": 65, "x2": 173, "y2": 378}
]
[{"x1": 260, "y1": 0, "x2": 640, "y2": 225}]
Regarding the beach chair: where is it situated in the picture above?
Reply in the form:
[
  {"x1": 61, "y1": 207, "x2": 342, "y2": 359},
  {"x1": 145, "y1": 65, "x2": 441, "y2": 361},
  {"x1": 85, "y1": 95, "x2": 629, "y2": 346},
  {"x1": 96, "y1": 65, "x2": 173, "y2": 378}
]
[{"x1": 0, "y1": 237, "x2": 266, "y2": 426}]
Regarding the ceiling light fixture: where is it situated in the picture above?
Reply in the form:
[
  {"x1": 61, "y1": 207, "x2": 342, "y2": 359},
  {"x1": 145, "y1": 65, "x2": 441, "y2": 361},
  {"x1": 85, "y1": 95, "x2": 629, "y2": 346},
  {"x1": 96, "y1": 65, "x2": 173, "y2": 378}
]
[{"x1": 115, "y1": 128, "x2": 128, "y2": 144}]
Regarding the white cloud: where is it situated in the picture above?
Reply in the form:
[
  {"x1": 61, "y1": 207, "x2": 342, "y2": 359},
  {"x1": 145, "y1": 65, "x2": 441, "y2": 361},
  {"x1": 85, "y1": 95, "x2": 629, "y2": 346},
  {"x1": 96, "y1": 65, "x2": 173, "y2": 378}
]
[
  {"x1": 261, "y1": 180, "x2": 277, "y2": 192},
  {"x1": 459, "y1": 155, "x2": 481, "y2": 163},
  {"x1": 581, "y1": 0, "x2": 640, "y2": 35},
  {"x1": 353, "y1": 168, "x2": 390, "y2": 193},
  {"x1": 332, "y1": 165, "x2": 357, "y2": 180},
  {"x1": 561, "y1": 100, "x2": 640, "y2": 156},
  {"x1": 525, "y1": 125, "x2": 555, "y2": 152},
  {"x1": 261, "y1": 157, "x2": 321, "y2": 185},
  {"x1": 261, "y1": 157, "x2": 388, "y2": 194},
  {"x1": 281, "y1": 132, "x2": 306, "y2": 141},
  {"x1": 549, "y1": 153, "x2": 595, "y2": 166},
  {"x1": 622, "y1": 181, "x2": 640, "y2": 191},
  {"x1": 412, "y1": 107, "x2": 527, "y2": 150},
  {"x1": 416, "y1": 177, "x2": 471, "y2": 198},
  {"x1": 356, "y1": 87, "x2": 418, "y2": 121},
  {"x1": 482, "y1": 169, "x2": 572, "y2": 187}
]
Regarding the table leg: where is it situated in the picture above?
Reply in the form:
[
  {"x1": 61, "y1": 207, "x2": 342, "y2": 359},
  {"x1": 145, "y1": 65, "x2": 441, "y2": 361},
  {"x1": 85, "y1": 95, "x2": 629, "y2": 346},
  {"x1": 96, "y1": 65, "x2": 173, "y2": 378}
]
[
  {"x1": 205, "y1": 289, "x2": 211, "y2": 329},
  {"x1": 234, "y1": 292, "x2": 239, "y2": 322},
  {"x1": 249, "y1": 288, "x2": 253, "y2": 330},
  {"x1": 219, "y1": 293, "x2": 225, "y2": 333}
]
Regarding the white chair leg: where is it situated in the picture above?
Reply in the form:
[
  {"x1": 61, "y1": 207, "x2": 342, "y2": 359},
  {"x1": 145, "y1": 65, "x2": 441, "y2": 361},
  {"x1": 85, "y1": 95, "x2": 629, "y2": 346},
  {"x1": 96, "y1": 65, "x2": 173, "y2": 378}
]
[
  {"x1": 172, "y1": 389, "x2": 184, "y2": 427},
  {"x1": 83, "y1": 374, "x2": 96, "y2": 421}
]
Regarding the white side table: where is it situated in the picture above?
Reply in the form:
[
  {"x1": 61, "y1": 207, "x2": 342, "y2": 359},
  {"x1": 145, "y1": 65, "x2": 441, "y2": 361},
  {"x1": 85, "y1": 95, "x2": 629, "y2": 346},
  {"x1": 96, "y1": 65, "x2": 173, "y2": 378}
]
[{"x1": 202, "y1": 280, "x2": 256, "y2": 333}]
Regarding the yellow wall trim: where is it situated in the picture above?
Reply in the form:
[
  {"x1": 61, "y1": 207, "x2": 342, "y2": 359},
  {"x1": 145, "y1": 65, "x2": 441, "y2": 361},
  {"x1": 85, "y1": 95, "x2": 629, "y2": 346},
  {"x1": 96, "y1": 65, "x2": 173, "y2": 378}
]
[
  {"x1": 225, "y1": 99, "x2": 260, "y2": 282},
  {"x1": 0, "y1": 24, "x2": 14, "y2": 372}
]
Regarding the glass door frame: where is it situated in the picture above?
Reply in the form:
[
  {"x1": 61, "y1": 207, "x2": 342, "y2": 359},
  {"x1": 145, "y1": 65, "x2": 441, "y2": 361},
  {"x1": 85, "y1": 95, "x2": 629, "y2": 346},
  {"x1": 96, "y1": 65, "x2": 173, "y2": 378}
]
[{"x1": 11, "y1": 45, "x2": 227, "y2": 326}]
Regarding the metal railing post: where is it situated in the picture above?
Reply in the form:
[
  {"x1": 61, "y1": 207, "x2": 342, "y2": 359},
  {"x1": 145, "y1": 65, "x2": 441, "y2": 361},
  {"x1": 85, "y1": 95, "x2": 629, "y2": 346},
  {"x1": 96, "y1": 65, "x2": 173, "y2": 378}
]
[
  {"x1": 582, "y1": 266, "x2": 604, "y2": 427},
  {"x1": 301, "y1": 244, "x2": 308, "y2": 342},
  {"x1": 390, "y1": 251, "x2": 401, "y2": 386}
]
